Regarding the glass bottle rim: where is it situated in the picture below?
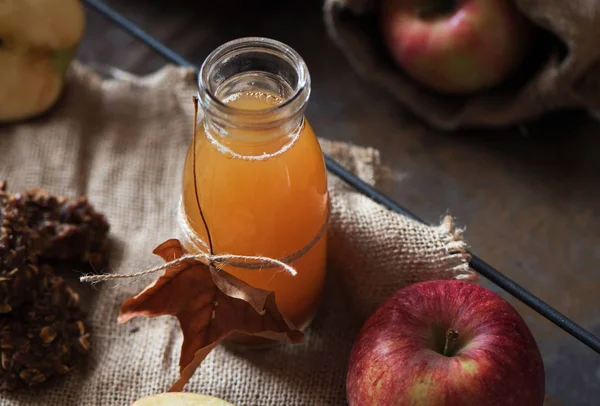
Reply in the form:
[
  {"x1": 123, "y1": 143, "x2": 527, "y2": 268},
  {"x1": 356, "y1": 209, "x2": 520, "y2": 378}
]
[{"x1": 197, "y1": 37, "x2": 311, "y2": 128}]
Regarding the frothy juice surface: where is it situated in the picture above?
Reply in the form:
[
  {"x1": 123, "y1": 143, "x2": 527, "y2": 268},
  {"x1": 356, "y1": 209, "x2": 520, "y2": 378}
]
[{"x1": 181, "y1": 91, "x2": 329, "y2": 329}]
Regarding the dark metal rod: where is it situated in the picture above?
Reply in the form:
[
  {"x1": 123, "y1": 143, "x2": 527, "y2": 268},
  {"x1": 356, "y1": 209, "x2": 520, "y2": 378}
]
[
  {"x1": 470, "y1": 256, "x2": 600, "y2": 354},
  {"x1": 83, "y1": 0, "x2": 194, "y2": 68},
  {"x1": 326, "y1": 157, "x2": 600, "y2": 354},
  {"x1": 84, "y1": 0, "x2": 600, "y2": 355}
]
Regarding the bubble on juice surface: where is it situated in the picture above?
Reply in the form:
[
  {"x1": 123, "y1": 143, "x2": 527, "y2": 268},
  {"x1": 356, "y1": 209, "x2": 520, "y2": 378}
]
[{"x1": 223, "y1": 91, "x2": 284, "y2": 110}]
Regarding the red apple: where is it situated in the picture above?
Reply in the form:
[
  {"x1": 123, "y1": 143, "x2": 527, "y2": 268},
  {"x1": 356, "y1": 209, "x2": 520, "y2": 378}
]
[
  {"x1": 380, "y1": 0, "x2": 534, "y2": 94},
  {"x1": 346, "y1": 280, "x2": 545, "y2": 406}
]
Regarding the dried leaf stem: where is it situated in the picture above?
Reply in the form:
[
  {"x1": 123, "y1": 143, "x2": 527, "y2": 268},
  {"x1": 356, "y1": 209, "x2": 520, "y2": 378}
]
[{"x1": 191, "y1": 96, "x2": 214, "y2": 257}]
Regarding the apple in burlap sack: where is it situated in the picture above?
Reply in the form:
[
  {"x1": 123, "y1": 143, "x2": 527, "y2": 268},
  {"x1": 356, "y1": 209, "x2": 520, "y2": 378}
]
[
  {"x1": 380, "y1": 0, "x2": 534, "y2": 93},
  {"x1": 0, "y1": 0, "x2": 85, "y2": 121}
]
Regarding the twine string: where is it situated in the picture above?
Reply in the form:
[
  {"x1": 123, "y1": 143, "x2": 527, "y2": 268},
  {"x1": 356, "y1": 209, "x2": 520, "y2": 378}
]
[
  {"x1": 178, "y1": 198, "x2": 330, "y2": 270},
  {"x1": 79, "y1": 201, "x2": 329, "y2": 284},
  {"x1": 80, "y1": 99, "x2": 327, "y2": 285},
  {"x1": 80, "y1": 251, "x2": 297, "y2": 284}
]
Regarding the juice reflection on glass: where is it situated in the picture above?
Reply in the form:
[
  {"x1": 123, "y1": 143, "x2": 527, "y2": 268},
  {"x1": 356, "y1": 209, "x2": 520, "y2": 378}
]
[{"x1": 180, "y1": 38, "x2": 329, "y2": 335}]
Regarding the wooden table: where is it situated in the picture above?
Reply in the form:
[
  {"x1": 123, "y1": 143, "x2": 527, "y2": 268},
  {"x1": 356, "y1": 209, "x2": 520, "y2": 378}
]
[{"x1": 78, "y1": 1, "x2": 600, "y2": 404}]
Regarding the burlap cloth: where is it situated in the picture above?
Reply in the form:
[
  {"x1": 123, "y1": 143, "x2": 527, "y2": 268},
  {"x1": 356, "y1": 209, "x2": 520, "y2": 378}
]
[
  {"x1": 0, "y1": 62, "x2": 475, "y2": 405},
  {"x1": 324, "y1": 0, "x2": 600, "y2": 130}
]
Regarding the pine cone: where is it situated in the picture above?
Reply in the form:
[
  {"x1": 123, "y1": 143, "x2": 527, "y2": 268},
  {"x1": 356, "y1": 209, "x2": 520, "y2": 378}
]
[
  {"x1": 0, "y1": 181, "x2": 109, "y2": 392},
  {"x1": 0, "y1": 265, "x2": 90, "y2": 392},
  {"x1": 15, "y1": 188, "x2": 110, "y2": 269},
  {"x1": 0, "y1": 182, "x2": 39, "y2": 314}
]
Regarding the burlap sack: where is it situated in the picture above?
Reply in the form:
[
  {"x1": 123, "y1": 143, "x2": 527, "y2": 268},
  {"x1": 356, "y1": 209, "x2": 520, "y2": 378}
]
[
  {"x1": 329, "y1": 191, "x2": 475, "y2": 320},
  {"x1": 0, "y1": 62, "x2": 473, "y2": 405},
  {"x1": 324, "y1": 0, "x2": 600, "y2": 130}
]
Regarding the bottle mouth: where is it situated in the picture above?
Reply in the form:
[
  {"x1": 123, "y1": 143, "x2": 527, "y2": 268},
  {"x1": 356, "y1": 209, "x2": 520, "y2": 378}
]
[{"x1": 198, "y1": 37, "x2": 311, "y2": 129}]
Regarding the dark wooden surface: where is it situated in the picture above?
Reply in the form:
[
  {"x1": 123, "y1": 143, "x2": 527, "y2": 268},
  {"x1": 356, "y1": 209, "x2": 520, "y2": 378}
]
[{"x1": 77, "y1": 1, "x2": 600, "y2": 404}]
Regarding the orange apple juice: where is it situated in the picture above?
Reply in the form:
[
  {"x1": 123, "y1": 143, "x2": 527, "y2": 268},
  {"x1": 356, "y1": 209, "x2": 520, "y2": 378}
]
[{"x1": 181, "y1": 91, "x2": 329, "y2": 330}]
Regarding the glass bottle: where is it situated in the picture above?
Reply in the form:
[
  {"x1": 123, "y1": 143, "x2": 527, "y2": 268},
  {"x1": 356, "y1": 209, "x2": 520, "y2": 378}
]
[{"x1": 180, "y1": 37, "x2": 329, "y2": 336}]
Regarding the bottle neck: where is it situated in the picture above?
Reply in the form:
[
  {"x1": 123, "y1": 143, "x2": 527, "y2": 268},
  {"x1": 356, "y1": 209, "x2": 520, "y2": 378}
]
[{"x1": 197, "y1": 37, "x2": 310, "y2": 150}]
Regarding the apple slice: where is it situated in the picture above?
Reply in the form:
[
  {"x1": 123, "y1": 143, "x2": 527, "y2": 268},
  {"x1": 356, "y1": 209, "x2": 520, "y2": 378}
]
[
  {"x1": 0, "y1": 51, "x2": 64, "y2": 121},
  {"x1": 132, "y1": 393, "x2": 236, "y2": 406},
  {"x1": 0, "y1": 0, "x2": 85, "y2": 121},
  {"x1": 0, "y1": 0, "x2": 85, "y2": 49}
]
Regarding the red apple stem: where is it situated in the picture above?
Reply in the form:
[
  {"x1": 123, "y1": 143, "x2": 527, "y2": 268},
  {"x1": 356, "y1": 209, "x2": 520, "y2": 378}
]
[
  {"x1": 417, "y1": 0, "x2": 457, "y2": 19},
  {"x1": 443, "y1": 329, "x2": 459, "y2": 357}
]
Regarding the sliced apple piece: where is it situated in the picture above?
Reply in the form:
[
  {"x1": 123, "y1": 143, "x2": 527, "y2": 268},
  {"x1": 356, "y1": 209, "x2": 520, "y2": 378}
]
[
  {"x1": 0, "y1": 51, "x2": 63, "y2": 121},
  {"x1": 0, "y1": 0, "x2": 85, "y2": 49},
  {"x1": 132, "y1": 393, "x2": 236, "y2": 406},
  {"x1": 0, "y1": 0, "x2": 85, "y2": 121}
]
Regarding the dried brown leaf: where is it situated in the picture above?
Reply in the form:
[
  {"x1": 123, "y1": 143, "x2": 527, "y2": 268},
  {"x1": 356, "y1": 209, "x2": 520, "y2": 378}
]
[{"x1": 118, "y1": 239, "x2": 303, "y2": 392}]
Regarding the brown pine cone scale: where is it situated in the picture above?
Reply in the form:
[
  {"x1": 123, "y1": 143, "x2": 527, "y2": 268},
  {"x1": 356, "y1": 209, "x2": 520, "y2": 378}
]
[
  {"x1": 0, "y1": 181, "x2": 109, "y2": 392},
  {"x1": 0, "y1": 182, "x2": 39, "y2": 314},
  {"x1": 15, "y1": 188, "x2": 110, "y2": 269},
  {"x1": 0, "y1": 266, "x2": 90, "y2": 392}
]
